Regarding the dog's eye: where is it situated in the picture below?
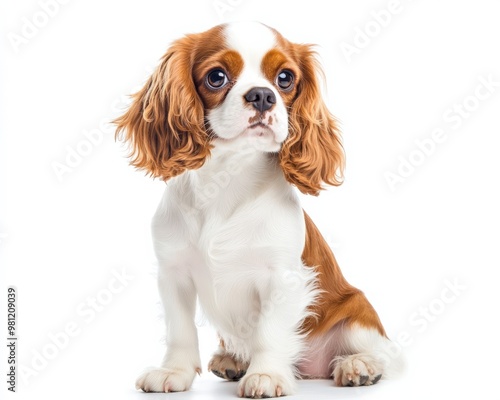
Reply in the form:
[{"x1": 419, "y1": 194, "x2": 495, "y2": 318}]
[
  {"x1": 276, "y1": 70, "x2": 294, "y2": 91},
  {"x1": 206, "y1": 69, "x2": 229, "y2": 89}
]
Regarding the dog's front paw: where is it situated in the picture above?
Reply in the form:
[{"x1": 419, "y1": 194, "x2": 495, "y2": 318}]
[
  {"x1": 135, "y1": 367, "x2": 196, "y2": 392},
  {"x1": 332, "y1": 354, "x2": 383, "y2": 387},
  {"x1": 237, "y1": 372, "x2": 294, "y2": 398}
]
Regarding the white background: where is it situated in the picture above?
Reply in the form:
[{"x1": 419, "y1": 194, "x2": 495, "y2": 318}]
[{"x1": 1, "y1": 0, "x2": 499, "y2": 399}]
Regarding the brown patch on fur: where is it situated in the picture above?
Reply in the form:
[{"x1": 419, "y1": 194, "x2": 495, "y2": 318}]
[
  {"x1": 248, "y1": 113, "x2": 263, "y2": 125},
  {"x1": 194, "y1": 49, "x2": 244, "y2": 110},
  {"x1": 301, "y1": 211, "x2": 386, "y2": 337},
  {"x1": 261, "y1": 48, "x2": 300, "y2": 107},
  {"x1": 268, "y1": 30, "x2": 345, "y2": 196},
  {"x1": 114, "y1": 25, "x2": 229, "y2": 181},
  {"x1": 268, "y1": 115, "x2": 273, "y2": 125}
]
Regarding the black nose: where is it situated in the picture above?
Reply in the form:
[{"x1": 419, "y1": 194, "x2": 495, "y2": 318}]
[{"x1": 244, "y1": 87, "x2": 276, "y2": 113}]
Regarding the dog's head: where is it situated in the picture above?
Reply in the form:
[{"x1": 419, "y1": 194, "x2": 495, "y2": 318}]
[{"x1": 115, "y1": 21, "x2": 344, "y2": 195}]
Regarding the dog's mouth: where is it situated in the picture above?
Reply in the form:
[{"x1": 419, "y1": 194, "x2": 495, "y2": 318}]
[
  {"x1": 241, "y1": 122, "x2": 282, "y2": 152},
  {"x1": 248, "y1": 121, "x2": 273, "y2": 135},
  {"x1": 208, "y1": 113, "x2": 284, "y2": 152}
]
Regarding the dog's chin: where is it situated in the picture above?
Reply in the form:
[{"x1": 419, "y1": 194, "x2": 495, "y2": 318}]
[{"x1": 243, "y1": 124, "x2": 282, "y2": 152}]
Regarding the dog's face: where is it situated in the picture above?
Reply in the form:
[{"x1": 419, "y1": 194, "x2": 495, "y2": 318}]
[
  {"x1": 196, "y1": 23, "x2": 296, "y2": 153},
  {"x1": 115, "y1": 21, "x2": 344, "y2": 195}
]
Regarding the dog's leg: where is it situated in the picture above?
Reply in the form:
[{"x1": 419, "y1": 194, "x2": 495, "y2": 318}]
[
  {"x1": 135, "y1": 266, "x2": 201, "y2": 392},
  {"x1": 300, "y1": 213, "x2": 404, "y2": 386},
  {"x1": 236, "y1": 265, "x2": 316, "y2": 398}
]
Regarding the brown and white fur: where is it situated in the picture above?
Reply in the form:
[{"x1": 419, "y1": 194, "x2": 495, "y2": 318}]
[{"x1": 115, "y1": 21, "x2": 403, "y2": 398}]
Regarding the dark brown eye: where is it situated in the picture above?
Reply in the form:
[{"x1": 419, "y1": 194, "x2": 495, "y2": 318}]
[
  {"x1": 206, "y1": 69, "x2": 229, "y2": 89},
  {"x1": 276, "y1": 70, "x2": 294, "y2": 91}
]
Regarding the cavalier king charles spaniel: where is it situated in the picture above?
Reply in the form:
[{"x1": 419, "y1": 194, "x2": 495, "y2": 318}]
[{"x1": 115, "y1": 21, "x2": 402, "y2": 398}]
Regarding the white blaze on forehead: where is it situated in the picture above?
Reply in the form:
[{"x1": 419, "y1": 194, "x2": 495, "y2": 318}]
[{"x1": 223, "y1": 22, "x2": 277, "y2": 74}]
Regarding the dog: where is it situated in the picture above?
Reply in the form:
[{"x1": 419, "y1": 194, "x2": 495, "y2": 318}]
[{"x1": 115, "y1": 21, "x2": 402, "y2": 398}]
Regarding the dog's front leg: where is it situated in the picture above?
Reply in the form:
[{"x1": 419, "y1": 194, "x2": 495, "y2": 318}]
[
  {"x1": 237, "y1": 265, "x2": 316, "y2": 398},
  {"x1": 135, "y1": 264, "x2": 201, "y2": 392}
]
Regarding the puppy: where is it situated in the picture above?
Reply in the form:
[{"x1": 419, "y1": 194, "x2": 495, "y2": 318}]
[{"x1": 115, "y1": 21, "x2": 402, "y2": 398}]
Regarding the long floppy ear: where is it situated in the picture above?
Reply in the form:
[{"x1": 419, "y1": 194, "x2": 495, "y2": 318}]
[
  {"x1": 114, "y1": 36, "x2": 210, "y2": 180},
  {"x1": 279, "y1": 45, "x2": 345, "y2": 196}
]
